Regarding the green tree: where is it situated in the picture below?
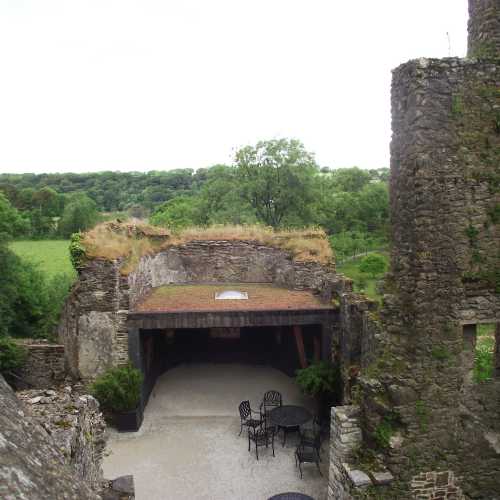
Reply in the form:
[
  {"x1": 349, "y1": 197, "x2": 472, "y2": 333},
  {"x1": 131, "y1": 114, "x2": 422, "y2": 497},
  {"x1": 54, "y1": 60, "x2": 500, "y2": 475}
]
[
  {"x1": 235, "y1": 139, "x2": 318, "y2": 228},
  {"x1": 356, "y1": 182, "x2": 389, "y2": 233},
  {"x1": 197, "y1": 165, "x2": 256, "y2": 225},
  {"x1": 0, "y1": 193, "x2": 30, "y2": 238},
  {"x1": 59, "y1": 193, "x2": 98, "y2": 237},
  {"x1": 330, "y1": 167, "x2": 371, "y2": 193},
  {"x1": 150, "y1": 196, "x2": 201, "y2": 230},
  {"x1": 359, "y1": 253, "x2": 387, "y2": 278}
]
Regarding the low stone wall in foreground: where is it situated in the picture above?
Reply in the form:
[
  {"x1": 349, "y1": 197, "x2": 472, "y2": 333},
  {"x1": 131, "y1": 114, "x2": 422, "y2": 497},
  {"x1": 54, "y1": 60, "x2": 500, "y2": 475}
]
[
  {"x1": 17, "y1": 384, "x2": 107, "y2": 491},
  {"x1": 14, "y1": 339, "x2": 66, "y2": 389}
]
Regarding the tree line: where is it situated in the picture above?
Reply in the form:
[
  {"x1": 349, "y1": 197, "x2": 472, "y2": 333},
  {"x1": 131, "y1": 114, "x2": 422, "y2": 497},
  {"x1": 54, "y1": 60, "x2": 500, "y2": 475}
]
[
  {"x1": 0, "y1": 139, "x2": 390, "y2": 258},
  {"x1": 0, "y1": 138, "x2": 390, "y2": 345}
]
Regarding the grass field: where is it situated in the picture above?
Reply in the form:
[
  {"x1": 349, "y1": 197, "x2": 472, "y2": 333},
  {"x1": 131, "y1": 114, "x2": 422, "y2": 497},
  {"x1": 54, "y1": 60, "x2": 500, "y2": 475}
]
[
  {"x1": 337, "y1": 253, "x2": 388, "y2": 301},
  {"x1": 10, "y1": 240, "x2": 76, "y2": 278}
]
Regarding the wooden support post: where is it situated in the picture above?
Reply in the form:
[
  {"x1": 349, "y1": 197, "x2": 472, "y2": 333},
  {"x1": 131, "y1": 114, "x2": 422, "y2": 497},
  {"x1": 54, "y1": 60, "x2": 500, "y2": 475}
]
[{"x1": 293, "y1": 325, "x2": 307, "y2": 369}]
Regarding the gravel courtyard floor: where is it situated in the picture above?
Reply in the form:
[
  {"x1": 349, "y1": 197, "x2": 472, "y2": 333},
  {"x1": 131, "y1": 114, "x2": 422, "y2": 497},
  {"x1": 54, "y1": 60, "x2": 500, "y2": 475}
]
[{"x1": 103, "y1": 364, "x2": 328, "y2": 500}]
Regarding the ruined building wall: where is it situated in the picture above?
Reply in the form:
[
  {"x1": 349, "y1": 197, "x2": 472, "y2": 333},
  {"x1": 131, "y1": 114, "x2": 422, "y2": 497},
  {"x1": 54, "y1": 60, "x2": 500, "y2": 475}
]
[
  {"x1": 345, "y1": 48, "x2": 500, "y2": 500},
  {"x1": 468, "y1": 0, "x2": 500, "y2": 57},
  {"x1": 58, "y1": 237, "x2": 379, "y2": 393},
  {"x1": 16, "y1": 386, "x2": 107, "y2": 492},
  {"x1": 377, "y1": 54, "x2": 500, "y2": 498},
  {"x1": 60, "y1": 240, "x2": 376, "y2": 381},
  {"x1": 13, "y1": 340, "x2": 66, "y2": 389},
  {"x1": 58, "y1": 259, "x2": 129, "y2": 381},
  {"x1": 127, "y1": 240, "x2": 339, "y2": 309},
  {"x1": 0, "y1": 375, "x2": 101, "y2": 500}
]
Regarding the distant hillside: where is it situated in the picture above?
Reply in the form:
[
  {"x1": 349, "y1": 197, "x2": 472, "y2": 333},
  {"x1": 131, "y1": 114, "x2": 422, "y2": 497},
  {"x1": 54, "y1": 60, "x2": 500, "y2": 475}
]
[{"x1": 0, "y1": 169, "x2": 211, "y2": 212}]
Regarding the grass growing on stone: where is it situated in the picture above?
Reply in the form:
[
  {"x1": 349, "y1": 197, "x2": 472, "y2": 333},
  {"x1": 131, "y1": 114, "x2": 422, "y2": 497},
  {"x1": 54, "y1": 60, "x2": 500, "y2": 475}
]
[
  {"x1": 10, "y1": 240, "x2": 76, "y2": 278},
  {"x1": 474, "y1": 324, "x2": 496, "y2": 383},
  {"x1": 81, "y1": 222, "x2": 334, "y2": 274}
]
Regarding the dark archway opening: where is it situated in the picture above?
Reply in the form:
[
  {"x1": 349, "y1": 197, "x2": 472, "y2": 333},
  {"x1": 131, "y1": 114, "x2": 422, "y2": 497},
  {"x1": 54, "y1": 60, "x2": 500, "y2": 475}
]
[{"x1": 138, "y1": 324, "x2": 324, "y2": 408}]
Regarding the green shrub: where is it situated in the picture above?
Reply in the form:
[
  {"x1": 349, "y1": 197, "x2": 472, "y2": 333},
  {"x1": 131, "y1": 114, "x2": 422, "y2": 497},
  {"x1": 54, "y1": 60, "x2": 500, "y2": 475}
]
[
  {"x1": 295, "y1": 361, "x2": 339, "y2": 397},
  {"x1": 359, "y1": 253, "x2": 387, "y2": 278},
  {"x1": 90, "y1": 363, "x2": 143, "y2": 413},
  {"x1": 474, "y1": 336, "x2": 494, "y2": 383},
  {"x1": 69, "y1": 232, "x2": 86, "y2": 270},
  {"x1": 374, "y1": 419, "x2": 393, "y2": 449},
  {"x1": 373, "y1": 411, "x2": 402, "y2": 449},
  {"x1": 0, "y1": 337, "x2": 28, "y2": 374}
]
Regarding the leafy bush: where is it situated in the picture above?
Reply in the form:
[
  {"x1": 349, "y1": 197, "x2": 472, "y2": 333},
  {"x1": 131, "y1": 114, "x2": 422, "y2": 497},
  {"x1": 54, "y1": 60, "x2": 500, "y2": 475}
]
[
  {"x1": 69, "y1": 232, "x2": 86, "y2": 269},
  {"x1": 359, "y1": 253, "x2": 387, "y2": 278},
  {"x1": 474, "y1": 337, "x2": 494, "y2": 383},
  {"x1": 374, "y1": 418, "x2": 394, "y2": 449},
  {"x1": 90, "y1": 363, "x2": 143, "y2": 413},
  {"x1": 295, "y1": 361, "x2": 339, "y2": 397},
  {"x1": 41, "y1": 273, "x2": 74, "y2": 340},
  {"x1": 59, "y1": 193, "x2": 99, "y2": 238},
  {"x1": 0, "y1": 337, "x2": 27, "y2": 374}
]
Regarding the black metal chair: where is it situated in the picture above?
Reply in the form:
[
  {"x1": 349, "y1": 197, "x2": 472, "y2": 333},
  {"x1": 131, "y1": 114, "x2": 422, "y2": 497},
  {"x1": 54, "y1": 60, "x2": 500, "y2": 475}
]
[
  {"x1": 260, "y1": 390, "x2": 282, "y2": 418},
  {"x1": 248, "y1": 425, "x2": 276, "y2": 460},
  {"x1": 295, "y1": 439, "x2": 322, "y2": 479},
  {"x1": 238, "y1": 400, "x2": 262, "y2": 436},
  {"x1": 299, "y1": 419, "x2": 322, "y2": 461}
]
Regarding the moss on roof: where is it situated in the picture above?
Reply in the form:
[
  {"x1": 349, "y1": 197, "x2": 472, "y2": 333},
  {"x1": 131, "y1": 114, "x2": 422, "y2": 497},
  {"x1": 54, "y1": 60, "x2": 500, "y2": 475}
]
[{"x1": 135, "y1": 283, "x2": 334, "y2": 313}]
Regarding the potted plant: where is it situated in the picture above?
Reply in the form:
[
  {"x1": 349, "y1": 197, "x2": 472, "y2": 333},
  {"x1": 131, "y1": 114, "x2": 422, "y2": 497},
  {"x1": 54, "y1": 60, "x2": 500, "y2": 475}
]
[
  {"x1": 295, "y1": 361, "x2": 340, "y2": 419},
  {"x1": 90, "y1": 363, "x2": 144, "y2": 432}
]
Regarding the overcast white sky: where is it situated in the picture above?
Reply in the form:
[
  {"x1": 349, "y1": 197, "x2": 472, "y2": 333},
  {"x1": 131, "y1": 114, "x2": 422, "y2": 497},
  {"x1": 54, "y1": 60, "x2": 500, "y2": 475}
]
[{"x1": 0, "y1": 0, "x2": 468, "y2": 174}]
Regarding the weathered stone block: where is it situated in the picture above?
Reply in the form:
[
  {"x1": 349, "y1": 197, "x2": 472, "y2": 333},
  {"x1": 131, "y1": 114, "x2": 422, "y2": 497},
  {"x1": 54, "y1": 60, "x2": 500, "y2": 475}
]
[{"x1": 78, "y1": 311, "x2": 115, "y2": 379}]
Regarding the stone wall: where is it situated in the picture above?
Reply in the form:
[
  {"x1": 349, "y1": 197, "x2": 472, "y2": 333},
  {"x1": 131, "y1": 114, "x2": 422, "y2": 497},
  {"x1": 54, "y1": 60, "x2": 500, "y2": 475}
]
[
  {"x1": 0, "y1": 375, "x2": 100, "y2": 500},
  {"x1": 59, "y1": 239, "x2": 372, "y2": 382},
  {"x1": 127, "y1": 240, "x2": 339, "y2": 309},
  {"x1": 14, "y1": 340, "x2": 66, "y2": 389},
  {"x1": 58, "y1": 259, "x2": 129, "y2": 380},
  {"x1": 348, "y1": 4, "x2": 500, "y2": 496},
  {"x1": 410, "y1": 471, "x2": 465, "y2": 500},
  {"x1": 328, "y1": 405, "x2": 394, "y2": 499},
  {"x1": 468, "y1": 0, "x2": 500, "y2": 58},
  {"x1": 338, "y1": 295, "x2": 381, "y2": 400},
  {"x1": 16, "y1": 385, "x2": 107, "y2": 491}
]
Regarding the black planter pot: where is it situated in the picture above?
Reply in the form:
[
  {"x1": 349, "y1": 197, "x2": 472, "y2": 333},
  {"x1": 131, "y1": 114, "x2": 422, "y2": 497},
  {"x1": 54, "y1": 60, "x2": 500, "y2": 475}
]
[{"x1": 114, "y1": 407, "x2": 143, "y2": 432}]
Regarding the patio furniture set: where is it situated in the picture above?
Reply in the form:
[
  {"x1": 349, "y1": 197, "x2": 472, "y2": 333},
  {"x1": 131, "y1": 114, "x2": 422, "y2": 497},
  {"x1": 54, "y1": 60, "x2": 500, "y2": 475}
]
[{"x1": 238, "y1": 390, "x2": 323, "y2": 480}]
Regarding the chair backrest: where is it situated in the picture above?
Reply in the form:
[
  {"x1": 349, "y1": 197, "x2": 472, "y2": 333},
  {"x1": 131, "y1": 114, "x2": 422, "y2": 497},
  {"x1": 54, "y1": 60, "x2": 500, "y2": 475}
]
[
  {"x1": 239, "y1": 400, "x2": 251, "y2": 420},
  {"x1": 262, "y1": 390, "x2": 282, "y2": 407}
]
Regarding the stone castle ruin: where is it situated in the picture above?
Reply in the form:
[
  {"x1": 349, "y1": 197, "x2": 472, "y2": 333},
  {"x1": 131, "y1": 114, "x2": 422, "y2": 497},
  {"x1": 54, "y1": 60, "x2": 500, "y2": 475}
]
[
  {"x1": 57, "y1": 225, "x2": 377, "y2": 414},
  {"x1": 1, "y1": 1, "x2": 499, "y2": 498},
  {"x1": 328, "y1": 0, "x2": 500, "y2": 498}
]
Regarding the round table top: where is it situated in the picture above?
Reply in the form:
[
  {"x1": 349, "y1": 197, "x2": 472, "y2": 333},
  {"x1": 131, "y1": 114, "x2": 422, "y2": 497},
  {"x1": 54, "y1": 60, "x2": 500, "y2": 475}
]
[
  {"x1": 268, "y1": 493, "x2": 314, "y2": 500},
  {"x1": 268, "y1": 405, "x2": 312, "y2": 428}
]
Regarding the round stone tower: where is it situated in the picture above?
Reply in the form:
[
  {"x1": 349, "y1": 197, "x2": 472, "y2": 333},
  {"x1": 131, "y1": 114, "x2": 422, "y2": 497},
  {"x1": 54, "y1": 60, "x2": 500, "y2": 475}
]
[{"x1": 468, "y1": 0, "x2": 500, "y2": 58}]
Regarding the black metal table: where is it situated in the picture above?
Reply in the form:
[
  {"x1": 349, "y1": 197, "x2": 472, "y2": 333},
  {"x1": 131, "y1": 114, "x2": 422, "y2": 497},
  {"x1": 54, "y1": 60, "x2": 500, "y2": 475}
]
[
  {"x1": 268, "y1": 493, "x2": 314, "y2": 500},
  {"x1": 269, "y1": 405, "x2": 312, "y2": 446}
]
